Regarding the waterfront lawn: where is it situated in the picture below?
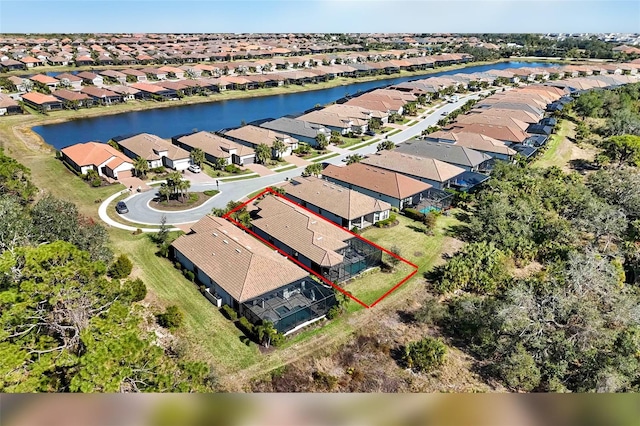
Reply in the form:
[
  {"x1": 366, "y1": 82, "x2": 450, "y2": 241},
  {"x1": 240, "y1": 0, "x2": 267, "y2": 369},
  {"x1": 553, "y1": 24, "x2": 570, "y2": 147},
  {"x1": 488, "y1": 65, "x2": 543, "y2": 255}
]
[{"x1": 108, "y1": 228, "x2": 262, "y2": 374}]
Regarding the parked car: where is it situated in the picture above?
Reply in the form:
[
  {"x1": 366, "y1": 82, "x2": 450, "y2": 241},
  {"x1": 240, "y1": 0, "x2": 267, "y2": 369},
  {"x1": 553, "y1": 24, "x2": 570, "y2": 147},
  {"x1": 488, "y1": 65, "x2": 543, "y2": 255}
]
[
  {"x1": 115, "y1": 201, "x2": 129, "y2": 214},
  {"x1": 188, "y1": 164, "x2": 201, "y2": 173},
  {"x1": 364, "y1": 130, "x2": 376, "y2": 136}
]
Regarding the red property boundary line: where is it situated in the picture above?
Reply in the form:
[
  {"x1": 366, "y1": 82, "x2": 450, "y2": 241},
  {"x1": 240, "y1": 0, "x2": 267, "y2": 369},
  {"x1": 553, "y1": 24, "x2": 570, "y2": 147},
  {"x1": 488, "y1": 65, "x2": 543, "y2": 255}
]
[{"x1": 222, "y1": 187, "x2": 418, "y2": 308}]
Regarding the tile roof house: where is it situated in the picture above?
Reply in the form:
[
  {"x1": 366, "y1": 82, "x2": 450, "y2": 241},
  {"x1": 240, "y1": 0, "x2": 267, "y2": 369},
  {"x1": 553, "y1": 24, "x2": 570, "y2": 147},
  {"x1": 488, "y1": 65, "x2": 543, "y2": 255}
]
[
  {"x1": 21, "y1": 92, "x2": 63, "y2": 112},
  {"x1": 427, "y1": 130, "x2": 517, "y2": 161},
  {"x1": 54, "y1": 72, "x2": 83, "y2": 90},
  {"x1": 29, "y1": 74, "x2": 60, "y2": 90},
  {"x1": 75, "y1": 71, "x2": 104, "y2": 86},
  {"x1": 173, "y1": 131, "x2": 255, "y2": 166},
  {"x1": 0, "y1": 93, "x2": 21, "y2": 115},
  {"x1": 396, "y1": 139, "x2": 493, "y2": 172},
  {"x1": 51, "y1": 89, "x2": 95, "y2": 108},
  {"x1": 280, "y1": 175, "x2": 392, "y2": 229},
  {"x1": 321, "y1": 163, "x2": 432, "y2": 210},
  {"x1": 60, "y1": 141, "x2": 134, "y2": 179},
  {"x1": 251, "y1": 194, "x2": 382, "y2": 283},
  {"x1": 447, "y1": 122, "x2": 530, "y2": 145},
  {"x1": 224, "y1": 125, "x2": 299, "y2": 158},
  {"x1": 115, "y1": 133, "x2": 191, "y2": 170},
  {"x1": 361, "y1": 150, "x2": 466, "y2": 190},
  {"x1": 171, "y1": 215, "x2": 334, "y2": 334},
  {"x1": 259, "y1": 117, "x2": 331, "y2": 146},
  {"x1": 80, "y1": 86, "x2": 122, "y2": 105}
]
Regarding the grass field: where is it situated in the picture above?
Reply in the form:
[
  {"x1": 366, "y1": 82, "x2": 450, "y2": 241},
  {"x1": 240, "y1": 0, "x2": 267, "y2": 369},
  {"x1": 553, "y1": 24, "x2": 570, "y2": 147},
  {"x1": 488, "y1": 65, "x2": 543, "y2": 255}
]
[{"x1": 532, "y1": 120, "x2": 574, "y2": 169}]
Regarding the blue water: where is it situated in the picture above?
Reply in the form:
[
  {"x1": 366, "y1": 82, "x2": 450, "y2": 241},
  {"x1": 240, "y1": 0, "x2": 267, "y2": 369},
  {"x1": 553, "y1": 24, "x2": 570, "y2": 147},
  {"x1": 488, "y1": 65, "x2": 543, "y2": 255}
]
[{"x1": 33, "y1": 62, "x2": 557, "y2": 150}]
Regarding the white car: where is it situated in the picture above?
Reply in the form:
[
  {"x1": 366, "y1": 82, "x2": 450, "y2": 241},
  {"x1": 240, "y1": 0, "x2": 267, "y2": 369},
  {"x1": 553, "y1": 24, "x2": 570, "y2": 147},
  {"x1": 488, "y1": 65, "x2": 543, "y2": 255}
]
[{"x1": 188, "y1": 164, "x2": 201, "y2": 173}]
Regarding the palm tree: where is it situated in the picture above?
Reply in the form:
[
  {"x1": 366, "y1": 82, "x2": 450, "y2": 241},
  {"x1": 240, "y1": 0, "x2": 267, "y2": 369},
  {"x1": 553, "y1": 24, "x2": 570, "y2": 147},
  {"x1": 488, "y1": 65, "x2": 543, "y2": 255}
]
[
  {"x1": 165, "y1": 171, "x2": 182, "y2": 196},
  {"x1": 178, "y1": 179, "x2": 191, "y2": 202},
  {"x1": 214, "y1": 157, "x2": 227, "y2": 170},
  {"x1": 190, "y1": 148, "x2": 205, "y2": 167},
  {"x1": 255, "y1": 320, "x2": 278, "y2": 348},
  {"x1": 330, "y1": 131, "x2": 341, "y2": 145},
  {"x1": 158, "y1": 184, "x2": 171, "y2": 203},
  {"x1": 315, "y1": 133, "x2": 328, "y2": 150},
  {"x1": 133, "y1": 156, "x2": 149, "y2": 178},
  {"x1": 272, "y1": 139, "x2": 286, "y2": 160},
  {"x1": 255, "y1": 143, "x2": 271, "y2": 165}
]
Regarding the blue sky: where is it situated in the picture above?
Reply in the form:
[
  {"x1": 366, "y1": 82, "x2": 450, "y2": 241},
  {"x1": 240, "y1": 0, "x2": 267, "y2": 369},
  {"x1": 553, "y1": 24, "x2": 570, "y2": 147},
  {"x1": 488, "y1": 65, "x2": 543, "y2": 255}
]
[{"x1": 0, "y1": 0, "x2": 638, "y2": 34}]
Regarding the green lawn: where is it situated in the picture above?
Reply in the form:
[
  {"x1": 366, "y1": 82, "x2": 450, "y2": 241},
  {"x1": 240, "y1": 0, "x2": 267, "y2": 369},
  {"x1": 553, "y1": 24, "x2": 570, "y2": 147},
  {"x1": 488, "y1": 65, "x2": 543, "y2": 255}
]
[
  {"x1": 348, "y1": 138, "x2": 379, "y2": 151},
  {"x1": 202, "y1": 163, "x2": 253, "y2": 178},
  {"x1": 220, "y1": 174, "x2": 260, "y2": 182},
  {"x1": 386, "y1": 129, "x2": 403, "y2": 137},
  {"x1": 275, "y1": 164, "x2": 297, "y2": 172},
  {"x1": 532, "y1": 120, "x2": 574, "y2": 169},
  {"x1": 344, "y1": 263, "x2": 415, "y2": 307},
  {"x1": 108, "y1": 229, "x2": 262, "y2": 374},
  {"x1": 311, "y1": 152, "x2": 341, "y2": 162},
  {"x1": 338, "y1": 136, "x2": 368, "y2": 148}
]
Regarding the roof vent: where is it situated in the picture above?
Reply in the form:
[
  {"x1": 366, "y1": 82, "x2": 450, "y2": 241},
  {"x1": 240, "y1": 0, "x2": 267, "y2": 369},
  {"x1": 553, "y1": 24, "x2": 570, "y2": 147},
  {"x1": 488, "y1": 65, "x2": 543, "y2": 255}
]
[
  {"x1": 311, "y1": 220, "x2": 317, "y2": 224},
  {"x1": 222, "y1": 229, "x2": 228, "y2": 234},
  {"x1": 213, "y1": 232, "x2": 218, "y2": 237},
  {"x1": 223, "y1": 240, "x2": 229, "y2": 244},
  {"x1": 245, "y1": 246, "x2": 251, "y2": 250},
  {"x1": 235, "y1": 248, "x2": 241, "y2": 253},
  {"x1": 317, "y1": 236, "x2": 323, "y2": 241},
  {"x1": 232, "y1": 237, "x2": 238, "y2": 241}
]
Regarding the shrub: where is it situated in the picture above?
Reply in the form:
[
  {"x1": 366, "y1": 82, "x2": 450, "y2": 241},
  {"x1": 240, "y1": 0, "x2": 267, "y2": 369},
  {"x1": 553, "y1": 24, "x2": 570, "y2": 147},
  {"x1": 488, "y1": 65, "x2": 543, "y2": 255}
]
[
  {"x1": 224, "y1": 164, "x2": 240, "y2": 173},
  {"x1": 123, "y1": 278, "x2": 147, "y2": 302},
  {"x1": 151, "y1": 167, "x2": 165, "y2": 174},
  {"x1": 423, "y1": 212, "x2": 438, "y2": 230},
  {"x1": 326, "y1": 305, "x2": 340, "y2": 320},
  {"x1": 350, "y1": 226, "x2": 360, "y2": 234},
  {"x1": 133, "y1": 228, "x2": 143, "y2": 235},
  {"x1": 156, "y1": 305, "x2": 184, "y2": 330},
  {"x1": 183, "y1": 270, "x2": 195, "y2": 282},
  {"x1": 91, "y1": 178, "x2": 102, "y2": 187},
  {"x1": 403, "y1": 337, "x2": 447, "y2": 373},
  {"x1": 237, "y1": 316, "x2": 255, "y2": 339},
  {"x1": 108, "y1": 254, "x2": 133, "y2": 279},
  {"x1": 403, "y1": 208, "x2": 425, "y2": 222},
  {"x1": 374, "y1": 214, "x2": 396, "y2": 228},
  {"x1": 312, "y1": 371, "x2": 338, "y2": 390},
  {"x1": 221, "y1": 304, "x2": 238, "y2": 321},
  {"x1": 203, "y1": 189, "x2": 219, "y2": 196}
]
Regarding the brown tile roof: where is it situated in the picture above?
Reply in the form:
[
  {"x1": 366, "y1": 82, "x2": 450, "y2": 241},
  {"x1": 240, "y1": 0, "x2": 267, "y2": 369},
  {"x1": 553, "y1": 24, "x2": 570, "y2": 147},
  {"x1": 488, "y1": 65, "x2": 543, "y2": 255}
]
[
  {"x1": 468, "y1": 108, "x2": 540, "y2": 124},
  {"x1": 80, "y1": 86, "x2": 119, "y2": 98},
  {"x1": 448, "y1": 123, "x2": 529, "y2": 144},
  {"x1": 52, "y1": 89, "x2": 92, "y2": 102},
  {"x1": 61, "y1": 141, "x2": 131, "y2": 167},
  {"x1": 172, "y1": 215, "x2": 309, "y2": 302},
  {"x1": 0, "y1": 93, "x2": 19, "y2": 109},
  {"x1": 252, "y1": 195, "x2": 350, "y2": 267},
  {"x1": 176, "y1": 131, "x2": 254, "y2": 159},
  {"x1": 322, "y1": 163, "x2": 431, "y2": 200},
  {"x1": 55, "y1": 72, "x2": 83, "y2": 82},
  {"x1": 224, "y1": 125, "x2": 298, "y2": 148},
  {"x1": 118, "y1": 133, "x2": 190, "y2": 161},
  {"x1": 130, "y1": 82, "x2": 169, "y2": 94},
  {"x1": 361, "y1": 150, "x2": 465, "y2": 183},
  {"x1": 455, "y1": 114, "x2": 530, "y2": 132},
  {"x1": 429, "y1": 131, "x2": 517, "y2": 156},
  {"x1": 29, "y1": 74, "x2": 58, "y2": 84},
  {"x1": 281, "y1": 176, "x2": 391, "y2": 220},
  {"x1": 21, "y1": 92, "x2": 61, "y2": 105}
]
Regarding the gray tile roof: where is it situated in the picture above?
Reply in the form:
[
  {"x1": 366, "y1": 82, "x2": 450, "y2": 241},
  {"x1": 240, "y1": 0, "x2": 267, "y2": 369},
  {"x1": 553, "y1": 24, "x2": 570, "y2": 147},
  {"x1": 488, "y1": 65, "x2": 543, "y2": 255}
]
[
  {"x1": 260, "y1": 117, "x2": 329, "y2": 140},
  {"x1": 396, "y1": 140, "x2": 492, "y2": 168}
]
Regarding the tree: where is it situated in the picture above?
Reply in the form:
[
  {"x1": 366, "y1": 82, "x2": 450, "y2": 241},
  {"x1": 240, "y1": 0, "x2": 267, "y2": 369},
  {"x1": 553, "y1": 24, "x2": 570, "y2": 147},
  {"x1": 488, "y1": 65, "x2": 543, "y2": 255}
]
[
  {"x1": 0, "y1": 149, "x2": 37, "y2": 202},
  {"x1": 600, "y1": 135, "x2": 640, "y2": 167},
  {"x1": 255, "y1": 320, "x2": 278, "y2": 348},
  {"x1": 177, "y1": 179, "x2": 191, "y2": 202},
  {"x1": 133, "y1": 156, "x2": 149, "y2": 179},
  {"x1": 402, "y1": 337, "x2": 447, "y2": 373},
  {"x1": 255, "y1": 143, "x2": 271, "y2": 164},
  {"x1": 345, "y1": 154, "x2": 363, "y2": 165},
  {"x1": 272, "y1": 139, "x2": 286, "y2": 160},
  {"x1": 574, "y1": 91, "x2": 604, "y2": 119},
  {"x1": 156, "y1": 214, "x2": 170, "y2": 245},
  {"x1": 108, "y1": 254, "x2": 133, "y2": 279},
  {"x1": 190, "y1": 148, "x2": 205, "y2": 167},
  {"x1": 386, "y1": 245, "x2": 402, "y2": 269},
  {"x1": 158, "y1": 184, "x2": 171, "y2": 203},
  {"x1": 403, "y1": 102, "x2": 418, "y2": 116},
  {"x1": 123, "y1": 278, "x2": 147, "y2": 303},
  {"x1": 499, "y1": 344, "x2": 541, "y2": 392},
  {"x1": 165, "y1": 171, "x2": 183, "y2": 197},
  {"x1": 214, "y1": 157, "x2": 227, "y2": 170},
  {"x1": 377, "y1": 140, "x2": 395, "y2": 151},
  {"x1": 367, "y1": 118, "x2": 382, "y2": 132},
  {"x1": 330, "y1": 131, "x2": 341, "y2": 145},
  {"x1": 315, "y1": 133, "x2": 328, "y2": 150},
  {"x1": 302, "y1": 163, "x2": 322, "y2": 177}
]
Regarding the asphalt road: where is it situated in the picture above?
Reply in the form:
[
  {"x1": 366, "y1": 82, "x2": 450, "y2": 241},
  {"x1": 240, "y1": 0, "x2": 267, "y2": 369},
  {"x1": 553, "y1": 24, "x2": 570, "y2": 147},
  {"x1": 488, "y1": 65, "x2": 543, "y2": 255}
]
[{"x1": 108, "y1": 92, "x2": 484, "y2": 227}]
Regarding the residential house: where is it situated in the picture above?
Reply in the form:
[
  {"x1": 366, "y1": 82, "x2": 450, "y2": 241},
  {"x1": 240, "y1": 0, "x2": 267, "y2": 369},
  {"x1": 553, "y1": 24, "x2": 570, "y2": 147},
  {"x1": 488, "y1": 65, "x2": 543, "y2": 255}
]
[
  {"x1": 447, "y1": 122, "x2": 530, "y2": 145},
  {"x1": 120, "y1": 68, "x2": 148, "y2": 82},
  {"x1": 80, "y1": 86, "x2": 122, "y2": 105},
  {"x1": 280, "y1": 176, "x2": 392, "y2": 229},
  {"x1": 115, "y1": 133, "x2": 191, "y2": 170},
  {"x1": 360, "y1": 150, "x2": 466, "y2": 190},
  {"x1": 0, "y1": 93, "x2": 21, "y2": 115},
  {"x1": 54, "y1": 72, "x2": 83, "y2": 90},
  {"x1": 396, "y1": 139, "x2": 494, "y2": 172},
  {"x1": 322, "y1": 163, "x2": 433, "y2": 210},
  {"x1": 259, "y1": 117, "x2": 331, "y2": 146},
  {"x1": 251, "y1": 194, "x2": 383, "y2": 283},
  {"x1": 173, "y1": 131, "x2": 256, "y2": 165},
  {"x1": 76, "y1": 71, "x2": 104, "y2": 86},
  {"x1": 171, "y1": 215, "x2": 335, "y2": 334},
  {"x1": 98, "y1": 69, "x2": 127, "y2": 85},
  {"x1": 107, "y1": 85, "x2": 140, "y2": 101},
  {"x1": 130, "y1": 82, "x2": 177, "y2": 100},
  {"x1": 74, "y1": 55, "x2": 95, "y2": 66},
  {"x1": 426, "y1": 130, "x2": 517, "y2": 161},
  {"x1": 224, "y1": 125, "x2": 298, "y2": 158},
  {"x1": 19, "y1": 56, "x2": 43, "y2": 68},
  {"x1": 29, "y1": 74, "x2": 59, "y2": 91},
  {"x1": 52, "y1": 89, "x2": 95, "y2": 108},
  {"x1": 0, "y1": 59, "x2": 26, "y2": 71},
  {"x1": 21, "y1": 92, "x2": 63, "y2": 112},
  {"x1": 60, "y1": 141, "x2": 134, "y2": 179}
]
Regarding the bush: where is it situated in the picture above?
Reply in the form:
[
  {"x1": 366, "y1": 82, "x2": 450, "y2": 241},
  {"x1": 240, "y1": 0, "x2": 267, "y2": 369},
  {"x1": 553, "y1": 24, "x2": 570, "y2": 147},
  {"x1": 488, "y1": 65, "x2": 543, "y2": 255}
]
[
  {"x1": 151, "y1": 167, "x2": 165, "y2": 174},
  {"x1": 374, "y1": 214, "x2": 396, "y2": 228},
  {"x1": 91, "y1": 178, "x2": 102, "y2": 187},
  {"x1": 403, "y1": 337, "x2": 447, "y2": 373},
  {"x1": 312, "y1": 371, "x2": 338, "y2": 390},
  {"x1": 237, "y1": 316, "x2": 255, "y2": 339},
  {"x1": 221, "y1": 304, "x2": 238, "y2": 321},
  {"x1": 183, "y1": 270, "x2": 195, "y2": 282},
  {"x1": 108, "y1": 254, "x2": 133, "y2": 279},
  {"x1": 326, "y1": 305, "x2": 340, "y2": 320},
  {"x1": 224, "y1": 164, "x2": 241, "y2": 174},
  {"x1": 403, "y1": 208, "x2": 425, "y2": 222},
  {"x1": 123, "y1": 278, "x2": 147, "y2": 302},
  {"x1": 203, "y1": 189, "x2": 219, "y2": 196},
  {"x1": 423, "y1": 212, "x2": 438, "y2": 230},
  {"x1": 156, "y1": 305, "x2": 184, "y2": 330},
  {"x1": 350, "y1": 226, "x2": 360, "y2": 234}
]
